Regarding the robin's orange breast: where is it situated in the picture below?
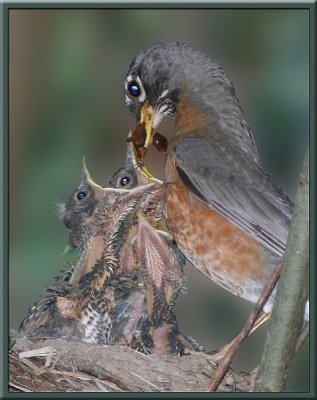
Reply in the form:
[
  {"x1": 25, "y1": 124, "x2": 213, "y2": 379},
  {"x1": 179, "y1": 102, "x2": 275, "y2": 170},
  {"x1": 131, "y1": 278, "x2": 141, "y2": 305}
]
[{"x1": 163, "y1": 177, "x2": 271, "y2": 301}]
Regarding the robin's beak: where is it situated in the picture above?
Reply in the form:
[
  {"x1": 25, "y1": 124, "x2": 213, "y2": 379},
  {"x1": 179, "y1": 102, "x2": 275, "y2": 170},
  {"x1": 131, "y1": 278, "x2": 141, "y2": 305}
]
[
  {"x1": 140, "y1": 101, "x2": 157, "y2": 149},
  {"x1": 137, "y1": 101, "x2": 166, "y2": 178}
]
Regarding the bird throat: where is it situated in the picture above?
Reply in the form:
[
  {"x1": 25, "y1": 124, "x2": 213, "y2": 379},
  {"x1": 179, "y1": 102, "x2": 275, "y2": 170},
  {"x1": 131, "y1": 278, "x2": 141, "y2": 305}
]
[{"x1": 175, "y1": 93, "x2": 208, "y2": 136}]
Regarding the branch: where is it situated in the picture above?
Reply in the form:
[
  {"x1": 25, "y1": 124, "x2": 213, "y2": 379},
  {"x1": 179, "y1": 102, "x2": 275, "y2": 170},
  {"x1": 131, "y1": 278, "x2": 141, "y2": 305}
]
[{"x1": 254, "y1": 150, "x2": 309, "y2": 392}]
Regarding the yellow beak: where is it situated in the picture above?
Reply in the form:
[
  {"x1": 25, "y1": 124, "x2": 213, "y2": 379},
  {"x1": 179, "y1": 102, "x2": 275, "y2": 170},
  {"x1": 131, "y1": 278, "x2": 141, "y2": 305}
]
[
  {"x1": 140, "y1": 101, "x2": 156, "y2": 149},
  {"x1": 127, "y1": 101, "x2": 157, "y2": 179}
]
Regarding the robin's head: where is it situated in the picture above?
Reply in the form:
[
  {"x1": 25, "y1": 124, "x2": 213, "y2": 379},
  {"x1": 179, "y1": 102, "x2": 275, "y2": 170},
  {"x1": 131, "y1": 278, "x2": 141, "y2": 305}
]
[
  {"x1": 124, "y1": 42, "x2": 187, "y2": 147},
  {"x1": 124, "y1": 42, "x2": 255, "y2": 161},
  {"x1": 125, "y1": 42, "x2": 230, "y2": 144}
]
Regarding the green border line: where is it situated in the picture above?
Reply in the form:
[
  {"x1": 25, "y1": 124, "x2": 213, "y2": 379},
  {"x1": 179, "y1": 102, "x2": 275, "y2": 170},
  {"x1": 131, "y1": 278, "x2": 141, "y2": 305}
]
[
  {"x1": 1, "y1": 1, "x2": 316, "y2": 9},
  {"x1": 2, "y1": 3, "x2": 9, "y2": 400},
  {"x1": 1, "y1": 2, "x2": 315, "y2": 398},
  {"x1": 309, "y1": 1, "x2": 316, "y2": 397}
]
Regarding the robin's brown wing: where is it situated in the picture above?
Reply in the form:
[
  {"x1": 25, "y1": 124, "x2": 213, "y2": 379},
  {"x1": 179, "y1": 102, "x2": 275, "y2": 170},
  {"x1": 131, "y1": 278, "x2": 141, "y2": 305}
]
[{"x1": 171, "y1": 134, "x2": 293, "y2": 257}]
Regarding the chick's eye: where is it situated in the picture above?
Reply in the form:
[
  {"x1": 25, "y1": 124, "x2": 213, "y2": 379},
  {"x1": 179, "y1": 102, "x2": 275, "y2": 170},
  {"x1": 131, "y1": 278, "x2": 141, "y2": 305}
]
[
  {"x1": 77, "y1": 191, "x2": 87, "y2": 200},
  {"x1": 120, "y1": 176, "x2": 130, "y2": 186},
  {"x1": 128, "y1": 81, "x2": 141, "y2": 97}
]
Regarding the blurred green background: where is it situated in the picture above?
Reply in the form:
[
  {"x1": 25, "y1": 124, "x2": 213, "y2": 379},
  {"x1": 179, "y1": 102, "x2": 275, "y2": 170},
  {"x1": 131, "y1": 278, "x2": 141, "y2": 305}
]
[{"x1": 9, "y1": 9, "x2": 309, "y2": 391}]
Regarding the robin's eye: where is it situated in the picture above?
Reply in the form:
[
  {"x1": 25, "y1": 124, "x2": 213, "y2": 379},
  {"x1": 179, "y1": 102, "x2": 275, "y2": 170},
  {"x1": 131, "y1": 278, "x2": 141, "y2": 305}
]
[
  {"x1": 128, "y1": 81, "x2": 141, "y2": 97},
  {"x1": 125, "y1": 76, "x2": 146, "y2": 103},
  {"x1": 120, "y1": 176, "x2": 131, "y2": 186},
  {"x1": 77, "y1": 191, "x2": 86, "y2": 200}
]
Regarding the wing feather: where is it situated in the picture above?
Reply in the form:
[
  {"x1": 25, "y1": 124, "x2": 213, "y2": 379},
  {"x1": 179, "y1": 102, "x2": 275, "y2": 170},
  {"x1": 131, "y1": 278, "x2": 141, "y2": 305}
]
[{"x1": 172, "y1": 134, "x2": 293, "y2": 257}]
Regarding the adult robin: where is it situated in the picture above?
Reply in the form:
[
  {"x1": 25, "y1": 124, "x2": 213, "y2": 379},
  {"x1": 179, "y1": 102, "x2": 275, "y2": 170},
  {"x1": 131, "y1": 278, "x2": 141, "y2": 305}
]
[{"x1": 124, "y1": 41, "x2": 308, "y2": 319}]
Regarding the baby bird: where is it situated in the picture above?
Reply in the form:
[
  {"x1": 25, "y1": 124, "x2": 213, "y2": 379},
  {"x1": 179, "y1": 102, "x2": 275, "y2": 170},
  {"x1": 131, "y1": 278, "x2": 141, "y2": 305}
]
[
  {"x1": 19, "y1": 140, "x2": 203, "y2": 355},
  {"x1": 108, "y1": 141, "x2": 198, "y2": 354},
  {"x1": 19, "y1": 158, "x2": 152, "y2": 344}
]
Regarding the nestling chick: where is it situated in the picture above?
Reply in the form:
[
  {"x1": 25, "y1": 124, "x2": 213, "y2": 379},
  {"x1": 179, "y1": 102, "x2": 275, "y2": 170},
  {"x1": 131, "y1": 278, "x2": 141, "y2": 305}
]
[{"x1": 19, "y1": 140, "x2": 203, "y2": 355}]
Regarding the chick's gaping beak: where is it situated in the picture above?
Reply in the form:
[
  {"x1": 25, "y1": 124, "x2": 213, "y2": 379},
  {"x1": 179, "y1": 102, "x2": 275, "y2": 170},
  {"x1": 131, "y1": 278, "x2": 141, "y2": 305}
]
[{"x1": 81, "y1": 157, "x2": 104, "y2": 195}]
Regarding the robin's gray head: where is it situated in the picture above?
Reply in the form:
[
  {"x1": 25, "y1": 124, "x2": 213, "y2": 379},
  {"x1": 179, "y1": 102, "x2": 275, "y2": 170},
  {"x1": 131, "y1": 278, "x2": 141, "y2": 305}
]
[
  {"x1": 125, "y1": 42, "x2": 189, "y2": 146},
  {"x1": 124, "y1": 42, "x2": 256, "y2": 158},
  {"x1": 124, "y1": 42, "x2": 188, "y2": 124},
  {"x1": 125, "y1": 43, "x2": 232, "y2": 143}
]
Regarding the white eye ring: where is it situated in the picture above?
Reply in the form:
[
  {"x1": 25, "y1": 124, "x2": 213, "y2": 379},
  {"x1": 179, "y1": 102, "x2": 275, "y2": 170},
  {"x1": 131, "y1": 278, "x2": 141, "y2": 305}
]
[{"x1": 125, "y1": 75, "x2": 146, "y2": 103}]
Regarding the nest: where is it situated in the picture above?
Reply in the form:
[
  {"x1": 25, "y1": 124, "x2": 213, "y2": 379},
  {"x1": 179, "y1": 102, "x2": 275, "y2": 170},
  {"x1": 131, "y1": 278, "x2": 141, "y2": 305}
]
[{"x1": 9, "y1": 338, "x2": 256, "y2": 393}]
